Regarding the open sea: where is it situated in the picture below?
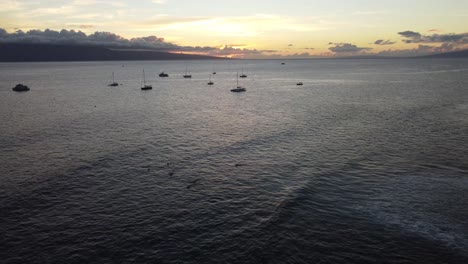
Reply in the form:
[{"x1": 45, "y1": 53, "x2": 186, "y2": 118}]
[{"x1": 1, "y1": 59, "x2": 468, "y2": 263}]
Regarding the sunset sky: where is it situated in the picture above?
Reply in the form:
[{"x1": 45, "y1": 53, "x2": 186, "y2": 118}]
[{"x1": 1, "y1": 0, "x2": 467, "y2": 58}]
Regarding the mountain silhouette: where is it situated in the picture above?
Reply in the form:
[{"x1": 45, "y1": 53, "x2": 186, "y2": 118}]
[{"x1": 0, "y1": 43, "x2": 224, "y2": 62}]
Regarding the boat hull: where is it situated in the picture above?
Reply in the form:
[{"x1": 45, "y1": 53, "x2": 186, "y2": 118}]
[
  {"x1": 12, "y1": 84, "x2": 30, "y2": 92},
  {"x1": 230, "y1": 87, "x2": 246, "y2": 92}
]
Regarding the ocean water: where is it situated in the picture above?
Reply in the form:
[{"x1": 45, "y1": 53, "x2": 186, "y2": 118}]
[{"x1": 1, "y1": 59, "x2": 468, "y2": 263}]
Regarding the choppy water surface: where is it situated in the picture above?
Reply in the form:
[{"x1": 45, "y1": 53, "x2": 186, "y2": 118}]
[{"x1": 1, "y1": 59, "x2": 468, "y2": 263}]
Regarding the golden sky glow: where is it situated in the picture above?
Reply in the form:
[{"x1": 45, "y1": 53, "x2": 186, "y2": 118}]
[{"x1": 1, "y1": 0, "x2": 467, "y2": 58}]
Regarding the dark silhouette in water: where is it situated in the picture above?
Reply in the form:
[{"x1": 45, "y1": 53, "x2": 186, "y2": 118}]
[
  {"x1": 240, "y1": 67, "x2": 247, "y2": 78},
  {"x1": 0, "y1": 43, "x2": 225, "y2": 62},
  {"x1": 140, "y1": 69, "x2": 152, "y2": 90},
  {"x1": 208, "y1": 74, "x2": 214, "y2": 85},
  {"x1": 231, "y1": 72, "x2": 246, "y2": 92},
  {"x1": 183, "y1": 66, "x2": 192, "y2": 78},
  {"x1": 108, "y1": 72, "x2": 119, "y2": 86},
  {"x1": 12, "y1": 84, "x2": 29, "y2": 91}
]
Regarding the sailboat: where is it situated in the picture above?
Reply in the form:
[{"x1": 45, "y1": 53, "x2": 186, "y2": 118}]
[
  {"x1": 183, "y1": 66, "x2": 192, "y2": 78},
  {"x1": 141, "y1": 69, "x2": 152, "y2": 90},
  {"x1": 239, "y1": 67, "x2": 247, "y2": 78},
  {"x1": 208, "y1": 74, "x2": 214, "y2": 85},
  {"x1": 108, "y1": 72, "x2": 119, "y2": 86},
  {"x1": 230, "y1": 72, "x2": 246, "y2": 93}
]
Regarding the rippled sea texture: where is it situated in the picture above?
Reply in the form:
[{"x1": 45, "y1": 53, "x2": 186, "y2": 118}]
[{"x1": 1, "y1": 59, "x2": 468, "y2": 263}]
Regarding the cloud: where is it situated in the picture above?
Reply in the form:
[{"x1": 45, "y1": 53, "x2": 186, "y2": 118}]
[
  {"x1": 0, "y1": 0, "x2": 25, "y2": 12},
  {"x1": 200, "y1": 45, "x2": 276, "y2": 58},
  {"x1": 398, "y1": 30, "x2": 468, "y2": 44},
  {"x1": 71, "y1": 0, "x2": 127, "y2": 7},
  {"x1": 0, "y1": 28, "x2": 183, "y2": 49},
  {"x1": 139, "y1": 14, "x2": 333, "y2": 38},
  {"x1": 398, "y1": 30, "x2": 422, "y2": 39},
  {"x1": 28, "y1": 5, "x2": 77, "y2": 17},
  {"x1": 398, "y1": 30, "x2": 423, "y2": 44},
  {"x1": 328, "y1": 42, "x2": 372, "y2": 53},
  {"x1": 223, "y1": 44, "x2": 248, "y2": 48},
  {"x1": 0, "y1": 28, "x2": 279, "y2": 58},
  {"x1": 141, "y1": 16, "x2": 211, "y2": 26},
  {"x1": 377, "y1": 43, "x2": 456, "y2": 57},
  {"x1": 424, "y1": 33, "x2": 468, "y2": 43},
  {"x1": 374, "y1": 39, "x2": 395, "y2": 45},
  {"x1": 373, "y1": 30, "x2": 468, "y2": 57},
  {"x1": 67, "y1": 24, "x2": 95, "y2": 29},
  {"x1": 171, "y1": 44, "x2": 278, "y2": 59}
]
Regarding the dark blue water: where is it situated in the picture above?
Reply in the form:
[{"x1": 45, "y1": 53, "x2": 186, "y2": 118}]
[{"x1": 1, "y1": 59, "x2": 468, "y2": 263}]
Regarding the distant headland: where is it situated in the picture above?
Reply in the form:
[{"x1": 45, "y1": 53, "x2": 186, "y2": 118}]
[{"x1": 0, "y1": 43, "x2": 225, "y2": 62}]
